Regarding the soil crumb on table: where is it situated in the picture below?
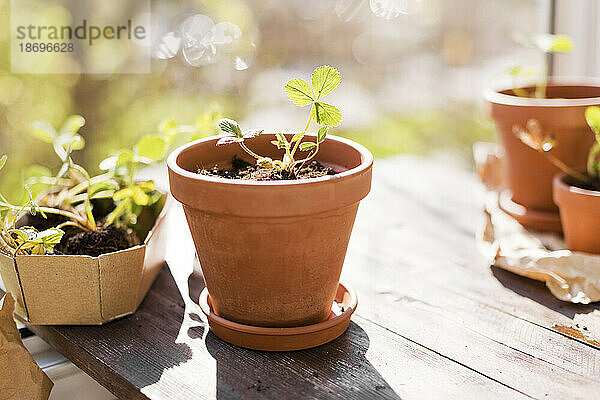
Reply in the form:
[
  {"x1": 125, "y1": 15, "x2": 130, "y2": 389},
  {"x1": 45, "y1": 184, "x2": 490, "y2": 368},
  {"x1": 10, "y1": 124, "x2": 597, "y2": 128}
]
[
  {"x1": 197, "y1": 157, "x2": 336, "y2": 181},
  {"x1": 55, "y1": 225, "x2": 139, "y2": 257}
]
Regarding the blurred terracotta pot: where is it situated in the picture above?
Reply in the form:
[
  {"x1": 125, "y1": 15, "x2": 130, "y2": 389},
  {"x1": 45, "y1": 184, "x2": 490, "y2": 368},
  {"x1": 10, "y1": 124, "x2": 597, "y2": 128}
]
[
  {"x1": 484, "y1": 81, "x2": 600, "y2": 231},
  {"x1": 553, "y1": 173, "x2": 600, "y2": 254},
  {"x1": 167, "y1": 134, "x2": 373, "y2": 327}
]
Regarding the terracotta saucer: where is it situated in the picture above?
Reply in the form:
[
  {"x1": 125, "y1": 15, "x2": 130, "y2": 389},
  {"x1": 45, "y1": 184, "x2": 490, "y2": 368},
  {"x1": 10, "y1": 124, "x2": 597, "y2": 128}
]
[
  {"x1": 498, "y1": 189, "x2": 562, "y2": 233},
  {"x1": 199, "y1": 283, "x2": 357, "y2": 351}
]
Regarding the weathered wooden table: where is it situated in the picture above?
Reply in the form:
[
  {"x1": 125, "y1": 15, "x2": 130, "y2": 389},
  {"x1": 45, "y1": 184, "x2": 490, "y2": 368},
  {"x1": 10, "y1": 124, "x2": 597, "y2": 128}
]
[{"x1": 15, "y1": 157, "x2": 600, "y2": 399}]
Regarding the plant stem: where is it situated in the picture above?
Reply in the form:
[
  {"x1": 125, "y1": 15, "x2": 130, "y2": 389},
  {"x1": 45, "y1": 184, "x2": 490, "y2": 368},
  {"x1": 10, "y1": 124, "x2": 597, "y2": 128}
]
[
  {"x1": 545, "y1": 152, "x2": 592, "y2": 186},
  {"x1": 290, "y1": 111, "x2": 313, "y2": 159},
  {"x1": 15, "y1": 205, "x2": 90, "y2": 228},
  {"x1": 29, "y1": 176, "x2": 72, "y2": 187},
  {"x1": 70, "y1": 163, "x2": 96, "y2": 229},
  {"x1": 104, "y1": 199, "x2": 130, "y2": 227},
  {"x1": 239, "y1": 142, "x2": 262, "y2": 160},
  {"x1": 67, "y1": 172, "x2": 114, "y2": 197},
  {"x1": 535, "y1": 60, "x2": 548, "y2": 99},
  {"x1": 291, "y1": 144, "x2": 319, "y2": 170},
  {"x1": 56, "y1": 221, "x2": 89, "y2": 231},
  {"x1": 13, "y1": 241, "x2": 27, "y2": 255}
]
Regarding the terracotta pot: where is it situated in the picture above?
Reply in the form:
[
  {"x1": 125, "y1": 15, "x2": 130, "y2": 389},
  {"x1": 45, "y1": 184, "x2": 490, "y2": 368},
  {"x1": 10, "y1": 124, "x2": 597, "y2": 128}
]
[
  {"x1": 553, "y1": 173, "x2": 600, "y2": 254},
  {"x1": 484, "y1": 80, "x2": 600, "y2": 231},
  {"x1": 167, "y1": 134, "x2": 373, "y2": 327}
]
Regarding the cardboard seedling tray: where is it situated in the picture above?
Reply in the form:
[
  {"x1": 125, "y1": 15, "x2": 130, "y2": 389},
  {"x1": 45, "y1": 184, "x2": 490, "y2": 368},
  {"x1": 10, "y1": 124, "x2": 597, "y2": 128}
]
[{"x1": 0, "y1": 196, "x2": 169, "y2": 325}]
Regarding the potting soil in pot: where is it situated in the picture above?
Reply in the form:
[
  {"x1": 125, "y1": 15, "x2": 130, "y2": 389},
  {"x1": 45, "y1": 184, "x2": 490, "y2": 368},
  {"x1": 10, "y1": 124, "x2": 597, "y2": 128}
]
[{"x1": 198, "y1": 156, "x2": 336, "y2": 181}]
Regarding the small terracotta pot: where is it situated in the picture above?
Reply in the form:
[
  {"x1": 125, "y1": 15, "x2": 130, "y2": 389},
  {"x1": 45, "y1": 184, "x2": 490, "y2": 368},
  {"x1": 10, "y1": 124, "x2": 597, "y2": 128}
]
[
  {"x1": 484, "y1": 80, "x2": 600, "y2": 231},
  {"x1": 167, "y1": 134, "x2": 373, "y2": 327},
  {"x1": 553, "y1": 173, "x2": 600, "y2": 254}
]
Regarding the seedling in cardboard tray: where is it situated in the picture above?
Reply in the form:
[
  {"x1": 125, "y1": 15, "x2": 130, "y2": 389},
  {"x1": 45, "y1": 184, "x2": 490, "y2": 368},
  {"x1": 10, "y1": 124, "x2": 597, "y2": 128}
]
[
  {"x1": 0, "y1": 114, "x2": 180, "y2": 256},
  {"x1": 213, "y1": 65, "x2": 342, "y2": 175},
  {"x1": 99, "y1": 108, "x2": 222, "y2": 226},
  {"x1": 0, "y1": 156, "x2": 66, "y2": 255}
]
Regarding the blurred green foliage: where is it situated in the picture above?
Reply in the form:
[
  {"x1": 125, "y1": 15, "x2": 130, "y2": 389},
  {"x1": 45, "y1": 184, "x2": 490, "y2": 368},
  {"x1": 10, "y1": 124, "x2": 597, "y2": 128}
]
[
  {"x1": 339, "y1": 105, "x2": 494, "y2": 159},
  {"x1": 0, "y1": 0, "x2": 498, "y2": 205}
]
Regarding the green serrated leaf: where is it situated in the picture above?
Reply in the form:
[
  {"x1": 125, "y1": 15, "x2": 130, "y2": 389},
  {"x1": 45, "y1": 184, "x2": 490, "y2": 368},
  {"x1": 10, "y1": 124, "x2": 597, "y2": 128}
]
[
  {"x1": 136, "y1": 135, "x2": 168, "y2": 161},
  {"x1": 11, "y1": 229, "x2": 30, "y2": 242},
  {"x1": 317, "y1": 126, "x2": 328, "y2": 143},
  {"x1": 284, "y1": 78, "x2": 314, "y2": 106},
  {"x1": 311, "y1": 65, "x2": 341, "y2": 100},
  {"x1": 85, "y1": 199, "x2": 96, "y2": 229},
  {"x1": 275, "y1": 132, "x2": 289, "y2": 147},
  {"x1": 218, "y1": 118, "x2": 243, "y2": 138},
  {"x1": 291, "y1": 132, "x2": 304, "y2": 143},
  {"x1": 299, "y1": 142, "x2": 317, "y2": 151},
  {"x1": 587, "y1": 142, "x2": 600, "y2": 179},
  {"x1": 216, "y1": 136, "x2": 244, "y2": 146},
  {"x1": 311, "y1": 102, "x2": 342, "y2": 127},
  {"x1": 36, "y1": 228, "x2": 64, "y2": 245},
  {"x1": 271, "y1": 140, "x2": 283, "y2": 149},
  {"x1": 243, "y1": 129, "x2": 263, "y2": 139},
  {"x1": 31, "y1": 121, "x2": 56, "y2": 143},
  {"x1": 0, "y1": 155, "x2": 6, "y2": 171},
  {"x1": 60, "y1": 115, "x2": 85, "y2": 134},
  {"x1": 586, "y1": 106, "x2": 600, "y2": 137}
]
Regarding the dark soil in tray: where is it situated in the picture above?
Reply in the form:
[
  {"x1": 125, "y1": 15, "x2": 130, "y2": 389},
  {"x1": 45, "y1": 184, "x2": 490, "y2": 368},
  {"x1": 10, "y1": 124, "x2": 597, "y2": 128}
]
[
  {"x1": 14, "y1": 194, "x2": 165, "y2": 256},
  {"x1": 55, "y1": 225, "x2": 139, "y2": 257},
  {"x1": 21, "y1": 199, "x2": 139, "y2": 256},
  {"x1": 17, "y1": 212, "x2": 68, "y2": 231},
  {"x1": 198, "y1": 157, "x2": 336, "y2": 181}
]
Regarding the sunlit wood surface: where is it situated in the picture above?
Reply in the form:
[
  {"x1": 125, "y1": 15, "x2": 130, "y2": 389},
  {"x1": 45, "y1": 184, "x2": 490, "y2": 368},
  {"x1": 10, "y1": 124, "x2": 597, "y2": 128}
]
[{"x1": 15, "y1": 156, "x2": 600, "y2": 399}]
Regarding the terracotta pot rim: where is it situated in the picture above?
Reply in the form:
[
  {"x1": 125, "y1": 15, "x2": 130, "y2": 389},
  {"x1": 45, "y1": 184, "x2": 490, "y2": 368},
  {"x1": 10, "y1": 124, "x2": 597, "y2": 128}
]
[
  {"x1": 167, "y1": 133, "x2": 374, "y2": 187},
  {"x1": 484, "y1": 78, "x2": 600, "y2": 107},
  {"x1": 554, "y1": 172, "x2": 600, "y2": 198}
]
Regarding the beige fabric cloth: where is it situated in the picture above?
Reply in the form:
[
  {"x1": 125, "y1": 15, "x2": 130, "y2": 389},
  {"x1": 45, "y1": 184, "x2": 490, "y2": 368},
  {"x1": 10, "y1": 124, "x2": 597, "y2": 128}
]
[
  {"x1": 0, "y1": 293, "x2": 53, "y2": 400},
  {"x1": 475, "y1": 142, "x2": 600, "y2": 304}
]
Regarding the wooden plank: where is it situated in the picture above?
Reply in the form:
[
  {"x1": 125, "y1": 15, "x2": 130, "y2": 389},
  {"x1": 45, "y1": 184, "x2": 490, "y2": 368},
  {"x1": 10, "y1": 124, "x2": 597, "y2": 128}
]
[
  {"x1": 374, "y1": 157, "x2": 600, "y2": 344},
  {"x1": 19, "y1": 172, "x2": 530, "y2": 399},
  {"x1": 338, "y1": 157, "x2": 600, "y2": 398},
  {"x1": 24, "y1": 265, "x2": 529, "y2": 400},
  {"x1": 5, "y1": 155, "x2": 599, "y2": 399},
  {"x1": 372, "y1": 157, "x2": 600, "y2": 343}
]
